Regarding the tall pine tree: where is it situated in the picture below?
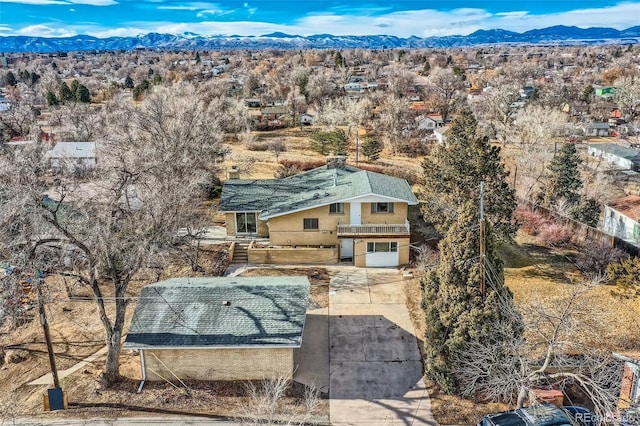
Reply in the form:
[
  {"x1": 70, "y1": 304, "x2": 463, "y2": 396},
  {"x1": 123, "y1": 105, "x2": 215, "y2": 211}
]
[
  {"x1": 539, "y1": 142, "x2": 583, "y2": 208},
  {"x1": 422, "y1": 201, "x2": 522, "y2": 392},
  {"x1": 538, "y1": 142, "x2": 600, "y2": 226},
  {"x1": 420, "y1": 107, "x2": 516, "y2": 238}
]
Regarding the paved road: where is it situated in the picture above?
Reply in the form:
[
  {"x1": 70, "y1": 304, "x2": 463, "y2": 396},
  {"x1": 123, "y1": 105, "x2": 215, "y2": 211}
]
[{"x1": 328, "y1": 267, "x2": 437, "y2": 426}]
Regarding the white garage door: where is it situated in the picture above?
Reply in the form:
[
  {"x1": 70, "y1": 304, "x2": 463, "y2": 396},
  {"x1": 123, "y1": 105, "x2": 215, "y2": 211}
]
[{"x1": 365, "y1": 241, "x2": 399, "y2": 267}]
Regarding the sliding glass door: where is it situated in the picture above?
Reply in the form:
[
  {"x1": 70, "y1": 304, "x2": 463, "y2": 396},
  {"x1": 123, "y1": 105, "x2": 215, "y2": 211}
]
[{"x1": 235, "y1": 212, "x2": 257, "y2": 235}]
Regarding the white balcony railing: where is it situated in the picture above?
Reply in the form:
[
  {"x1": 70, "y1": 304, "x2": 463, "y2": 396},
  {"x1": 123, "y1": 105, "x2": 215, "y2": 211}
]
[{"x1": 337, "y1": 220, "x2": 410, "y2": 236}]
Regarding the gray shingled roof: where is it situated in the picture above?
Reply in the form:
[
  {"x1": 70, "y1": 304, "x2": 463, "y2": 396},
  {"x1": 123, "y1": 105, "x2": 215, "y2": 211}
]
[
  {"x1": 589, "y1": 143, "x2": 640, "y2": 164},
  {"x1": 219, "y1": 165, "x2": 418, "y2": 219},
  {"x1": 123, "y1": 276, "x2": 310, "y2": 349}
]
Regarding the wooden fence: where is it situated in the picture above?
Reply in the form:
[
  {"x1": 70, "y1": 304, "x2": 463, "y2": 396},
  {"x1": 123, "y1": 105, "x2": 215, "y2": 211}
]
[{"x1": 518, "y1": 199, "x2": 640, "y2": 257}]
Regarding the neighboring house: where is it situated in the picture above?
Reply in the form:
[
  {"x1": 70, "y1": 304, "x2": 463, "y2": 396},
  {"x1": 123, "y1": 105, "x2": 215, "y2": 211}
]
[
  {"x1": 244, "y1": 98, "x2": 261, "y2": 108},
  {"x1": 44, "y1": 141, "x2": 97, "y2": 171},
  {"x1": 124, "y1": 276, "x2": 310, "y2": 382},
  {"x1": 587, "y1": 143, "x2": 640, "y2": 171},
  {"x1": 582, "y1": 122, "x2": 610, "y2": 137},
  {"x1": 602, "y1": 195, "x2": 640, "y2": 245},
  {"x1": 434, "y1": 126, "x2": 449, "y2": 144},
  {"x1": 416, "y1": 116, "x2": 438, "y2": 131},
  {"x1": 614, "y1": 353, "x2": 640, "y2": 409},
  {"x1": 219, "y1": 157, "x2": 419, "y2": 267},
  {"x1": 300, "y1": 113, "x2": 314, "y2": 125}
]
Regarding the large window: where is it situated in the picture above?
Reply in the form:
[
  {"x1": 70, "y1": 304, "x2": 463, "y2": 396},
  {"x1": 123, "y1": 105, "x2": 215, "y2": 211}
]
[
  {"x1": 371, "y1": 202, "x2": 394, "y2": 213},
  {"x1": 366, "y1": 242, "x2": 398, "y2": 253},
  {"x1": 235, "y1": 212, "x2": 257, "y2": 234},
  {"x1": 303, "y1": 218, "x2": 319, "y2": 230},
  {"x1": 329, "y1": 203, "x2": 345, "y2": 214}
]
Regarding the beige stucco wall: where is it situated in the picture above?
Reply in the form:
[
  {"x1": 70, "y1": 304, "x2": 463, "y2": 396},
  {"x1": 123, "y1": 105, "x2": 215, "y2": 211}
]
[
  {"x1": 268, "y1": 205, "x2": 346, "y2": 246},
  {"x1": 360, "y1": 202, "x2": 408, "y2": 225},
  {"x1": 224, "y1": 212, "x2": 269, "y2": 237},
  {"x1": 142, "y1": 347, "x2": 293, "y2": 381},
  {"x1": 353, "y1": 237, "x2": 411, "y2": 267},
  {"x1": 268, "y1": 202, "x2": 409, "y2": 246},
  {"x1": 248, "y1": 246, "x2": 339, "y2": 265}
]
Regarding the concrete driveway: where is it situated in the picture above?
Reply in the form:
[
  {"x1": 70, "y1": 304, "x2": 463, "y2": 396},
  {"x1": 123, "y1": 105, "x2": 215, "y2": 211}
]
[{"x1": 328, "y1": 267, "x2": 437, "y2": 426}]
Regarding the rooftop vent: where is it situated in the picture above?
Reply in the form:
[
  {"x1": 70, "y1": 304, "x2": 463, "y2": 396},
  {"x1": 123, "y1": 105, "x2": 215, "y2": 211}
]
[{"x1": 222, "y1": 300, "x2": 230, "y2": 306}]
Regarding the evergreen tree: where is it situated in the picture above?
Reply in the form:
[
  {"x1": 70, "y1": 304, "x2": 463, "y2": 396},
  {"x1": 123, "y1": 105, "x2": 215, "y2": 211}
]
[
  {"x1": 46, "y1": 90, "x2": 59, "y2": 107},
  {"x1": 124, "y1": 75, "x2": 134, "y2": 89},
  {"x1": 539, "y1": 143, "x2": 601, "y2": 226},
  {"x1": 334, "y1": 51, "x2": 345, "y2": 68},
  {"x1": 539, "y1": 143, "x2": 582, "y2": 209},
  {"x1": 75, "y1": 83, "x2": 91, "y2": 103},
  {"x1": 310, "y1": 129, "x2": 349, "y2": 156},
  {"x1": 4, "y1": 71, "x2": 16, "y2": 87},
  {"x1": 59, "y1": 81, "x2": 74, "y2": 102},
  {"x1": 420, "y1": 108, "x2": 516, "y2": 238},
  {"x1": 70, "y1": 79, "x2": 80, "y2": 95},
  {"x1": 570, "y1": 197, "x2": 600, "y2": 227},
  {"x1": 132, "y1": 79, "x2": 151, "y2": 101},
  {"x1": 422, "y1": 201, "x2": 522, "y2": 392},
  {"x1": 361, "y1": 136, "x2": 382, "y2": 162}
]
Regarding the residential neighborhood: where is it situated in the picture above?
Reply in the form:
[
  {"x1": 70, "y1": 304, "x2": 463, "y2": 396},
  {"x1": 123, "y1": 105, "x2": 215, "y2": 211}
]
[{"x1": 1, "y1": 27, "x2": 640, "y2": 426}]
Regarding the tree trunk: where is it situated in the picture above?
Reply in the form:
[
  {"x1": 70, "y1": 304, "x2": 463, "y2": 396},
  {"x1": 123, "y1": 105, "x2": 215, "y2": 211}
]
[
  {"x1": 517, "y1": 386, "x2": 529, "y2": 408},
  {"x1": 101, "y1": 328, "x2": 121, "y2": 388},
  {"x1": 99, "y1": 280, "x2": 129, "y2": 388}
]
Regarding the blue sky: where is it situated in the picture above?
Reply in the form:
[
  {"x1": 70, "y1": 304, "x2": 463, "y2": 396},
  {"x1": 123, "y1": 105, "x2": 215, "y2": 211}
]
[{"x1": 0, "y1": 0, "x2": 639, "y2": 38}]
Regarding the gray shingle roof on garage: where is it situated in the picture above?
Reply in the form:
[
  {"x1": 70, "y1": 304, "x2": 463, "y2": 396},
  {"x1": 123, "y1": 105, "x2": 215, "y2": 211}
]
[
  {"x1": 219, "y1": 164, "x2": 418, "y2": 219},
  {"x1": 123, "y1": 276, "x2": 310, "y2": 349}
]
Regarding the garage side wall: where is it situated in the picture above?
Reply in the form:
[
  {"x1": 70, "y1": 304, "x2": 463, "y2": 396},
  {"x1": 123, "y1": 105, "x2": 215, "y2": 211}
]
[{"x1": 143, "y1": 347, "x2": 293, "y2": 381}]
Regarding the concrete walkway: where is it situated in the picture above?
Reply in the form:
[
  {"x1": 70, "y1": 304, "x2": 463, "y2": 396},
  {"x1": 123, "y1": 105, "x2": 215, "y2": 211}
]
[
  {"x1": 328, "y1": 267, "x2": 437, "y2": 425},
  {"x1": 28, "y1": 346, "x2": 108, "y2": 386}
]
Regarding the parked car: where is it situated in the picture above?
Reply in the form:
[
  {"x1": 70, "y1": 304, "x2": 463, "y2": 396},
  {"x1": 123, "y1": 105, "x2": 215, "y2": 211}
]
[{"x1": 478, "y1": 404, "x2": 596, "y2": 426}]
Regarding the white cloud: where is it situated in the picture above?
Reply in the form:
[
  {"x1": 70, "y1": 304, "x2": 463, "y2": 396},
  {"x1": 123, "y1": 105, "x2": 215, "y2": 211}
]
[
  {"x1": 6, "y1": 1, "x2": 640, "y2": 38},
  {"x1": 0, "y1": 25, "x2": 13, "y2": 33},
  {"x1": 18, "y1": 24, "x2": 76, "y2": 37}
]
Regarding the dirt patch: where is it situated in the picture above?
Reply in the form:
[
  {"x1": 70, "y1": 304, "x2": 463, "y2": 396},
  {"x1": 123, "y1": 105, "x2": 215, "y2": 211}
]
[{"x1": 239, "y1": 267, "x2": 330, "y2": 309}]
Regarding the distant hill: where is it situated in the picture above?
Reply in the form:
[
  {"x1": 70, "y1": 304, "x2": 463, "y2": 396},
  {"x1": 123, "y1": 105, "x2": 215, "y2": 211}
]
[{"x1": 0, "y1": 25, "x2": 638, "y2": 53}]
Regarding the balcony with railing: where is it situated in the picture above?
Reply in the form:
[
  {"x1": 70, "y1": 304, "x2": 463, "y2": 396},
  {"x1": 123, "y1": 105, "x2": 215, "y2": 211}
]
[{"x1": 336, "y1": 220, "x2": 410, "y2": 236}]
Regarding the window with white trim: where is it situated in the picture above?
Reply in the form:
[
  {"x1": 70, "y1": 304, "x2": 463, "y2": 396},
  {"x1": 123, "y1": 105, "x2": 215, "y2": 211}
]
[
  {"x1": 366, "y1": 242, "x2": 398, "y2": 253},
  {"x1": 329, "y1": 203, "x2": 345, "y2": 214},
  {"x1": 303, "y1": 218, "x2": 319, "y2": 230},
  {"x1": 371, "y1": 202, "x2": 394, "y2": 213}
]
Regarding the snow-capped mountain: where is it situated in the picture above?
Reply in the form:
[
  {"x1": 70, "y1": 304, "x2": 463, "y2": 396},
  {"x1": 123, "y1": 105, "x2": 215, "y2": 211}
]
[{"x1": 1, "y1": 25, "x2": 638, "y2": 53}]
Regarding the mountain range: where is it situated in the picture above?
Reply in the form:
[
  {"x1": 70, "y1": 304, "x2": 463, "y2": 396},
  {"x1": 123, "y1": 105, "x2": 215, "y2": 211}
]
[{"x1": 1, "y1": 25, "x2": 639, "y2": 53}]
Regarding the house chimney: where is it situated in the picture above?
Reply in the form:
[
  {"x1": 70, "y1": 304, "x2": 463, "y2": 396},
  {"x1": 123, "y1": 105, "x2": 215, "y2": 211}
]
[
  {"x1": 227, "y1": 165, "x2": 240, "y2": 180},
  {"x1": 326, "y1": 156, "x2": 347, "y2": 170}
]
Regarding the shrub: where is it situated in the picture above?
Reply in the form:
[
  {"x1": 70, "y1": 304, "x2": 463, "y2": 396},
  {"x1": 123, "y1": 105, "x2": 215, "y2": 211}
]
[
  {"x1": 606, "y1": 256, "x2": 640, "y2": 291},
  {"x1": 514, "y1": 207, "x2": 549, "y2": 235},
  {"x1": 576, "y1": 241, "x2": 629, "y2": 276},
  {"x1": 538, "y1": 222, "x2": 574, "y2": 247},
  {"x1": 277, "y1": 159, "x2": 325, "y2": 171},
  {"x1": 247, "y1": 142, "x2": 270, "y2": 152}
]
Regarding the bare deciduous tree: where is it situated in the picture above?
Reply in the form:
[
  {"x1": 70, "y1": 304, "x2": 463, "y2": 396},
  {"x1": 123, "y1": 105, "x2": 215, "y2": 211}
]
[
  {"x1": 0, "y1": 83, "x2": 225, "y2": 387},
  {"x1": 452, "y1": 285, "x2": 623, "y2": 418}
]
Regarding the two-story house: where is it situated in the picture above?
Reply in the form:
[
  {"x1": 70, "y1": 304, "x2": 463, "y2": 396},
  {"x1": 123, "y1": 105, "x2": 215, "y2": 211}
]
[{"x1": 219, "y1": 157, "x2": 418, "y2": 267}]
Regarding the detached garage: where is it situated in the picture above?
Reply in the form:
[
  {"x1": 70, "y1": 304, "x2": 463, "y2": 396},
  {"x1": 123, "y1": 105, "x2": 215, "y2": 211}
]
[{"x1": 124, "y1": 276, "x2": 310, "y2": 384}]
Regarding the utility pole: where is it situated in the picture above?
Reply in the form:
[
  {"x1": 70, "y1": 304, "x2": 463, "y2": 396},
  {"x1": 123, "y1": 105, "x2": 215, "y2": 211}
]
[
  {"x1": 36, "y1": 271, "x2": 60, "y2": 389},
  {"x1": 479, "y1": 182, "x2": 486, "y2": 302}
]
